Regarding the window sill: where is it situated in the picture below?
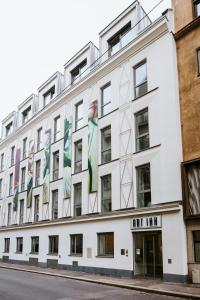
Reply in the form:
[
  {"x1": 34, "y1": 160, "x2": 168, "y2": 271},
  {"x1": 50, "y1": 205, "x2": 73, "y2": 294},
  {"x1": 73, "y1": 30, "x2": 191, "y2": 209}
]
[
  {"x1": 3, "y1": 252, "x2": 9, "y2": 254},
  {"x1": 29, "y1": 252, "x2": 39, "y2": 255},
  {"x1": 15, "y1": 252, "x2": 23, "y2": 254},
  {"x1": 68, "y1": 254, "x2": 83, "y2": 257},
  {"x1": 47, "y1": 253, "x2": 58, "y2": 256},
  {"x1": 96, "y1": 255, "x2": 114, "y2": 258}
]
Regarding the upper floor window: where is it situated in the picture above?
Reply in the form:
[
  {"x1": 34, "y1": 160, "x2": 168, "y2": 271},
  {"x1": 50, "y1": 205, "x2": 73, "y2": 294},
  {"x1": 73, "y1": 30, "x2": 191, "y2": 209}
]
[
  {"x1": 53, "y1": 151, "x2": 59, "y2": 181},
  {"x1": 9, "y1": 173, "x2": 13, "y2": 196},
  {"x1": 193, "y1": 231, "x2": 200, "y2": 262},
  {"x1": 75, "y1": 101, "x2": 84, "y2": 130},
  {"x1": 11, "y1": 146, "x2": 15, "y2": 166},
  {"x1": 194, "y1": 0, "x2": 200, "y2": 17},
  {"x1": 31, "y1": 236, "x2": 39, "y2": 254},
  {"x1": 134, "y1": 60, "x2": 147, "y2": 98},
  {"x1": 0, "y1": 153, "x2": 4, "y2": 171},
  {"x1": 6, "y1": 122, "x2": 13, "y2": 137},
  {"x1": 71, "y1": 59, "x2": 87, "y2": 84},
  {"x1": 34, "y1": 195, "x2": 40, "y2": 223},
  {"x1": 108, "y1": 22, "x2": 131, "y2": 57},
  {"x1": 19, "y1": 199, "x2": 24, "y2": 225},
  {"x1": 135, "y1": 109, "x2": 149, "y2": 152},
  {"x1": 52, "y1": 190, "x2": 58, "y2": 220},
  {"x1": 4, "y1": 238, "x2": 10, "y2": 253},
  {"x1": 16, "y1": 237, "x2": 23, "y2": 253},
  {"x1": 35, "y1": 160, "x2": 41, "y2": 187},
  {"x1": 22, "y1": 106, "x2": 31, "y2": 124},
  {"x1": 0, "y1": 178, "x2": 2, "y2": 198},
  {"x1": 70, "y1": 234, "x2": 83, "y2": 256},
  {"x1": 37, "y1": 127, "x2": 42, "y2": 151},
  {"x1": 136, "y1": 163, "x2": 151, "y2": 208},
  {"x1": 22, "y1": 137, "x2": 27, "y2": 159},
  {"x1": 101, "y1": 83, "x2": 111, "y2": 116},
  {"x1": 49, "y1": 235, "x2": 58, "y2": 255},
  {"x1": 43, "y1": 86, "x2": 55, "y2": 107},
  {"x1": 74, "y1": 140, "x2": 82, "y2": 173},
  {"x1": 97, "y1": 232, "x2": 114, "y2": 257},
  {"x1": 21, "y1": 167, "x2": 26, "y2": 192},
  {"x1": 101, "y1": 126, "x2": 111, "y2": 164},
  {"x1": 54, "y1": 115, "x2": 61, "y2": 142},
  {"x1": 197, "y1": 48, "x2": 200, "y2": 75},
  {"x1": 101, "y1": 174, "x2": 112, "y2": 213},
  {"x1": 74, "y1": 182, "x2": 82, "y2": 217},
  {"x1": 7, "y1": 203, "x2": 12, "y2": 226}
]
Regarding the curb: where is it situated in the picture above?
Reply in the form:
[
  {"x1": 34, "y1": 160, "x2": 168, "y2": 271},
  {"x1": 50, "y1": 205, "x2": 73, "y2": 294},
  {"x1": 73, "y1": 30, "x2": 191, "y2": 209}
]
[{"x1": 0, "y1": 265, "x2": 199, "y2": 299}]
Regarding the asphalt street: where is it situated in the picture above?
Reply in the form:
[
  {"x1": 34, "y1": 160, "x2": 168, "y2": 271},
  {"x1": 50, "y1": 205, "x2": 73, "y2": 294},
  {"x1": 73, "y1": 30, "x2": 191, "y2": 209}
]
[{"x1": 0, "y1": 268, "x2": 184, "y2": 300}]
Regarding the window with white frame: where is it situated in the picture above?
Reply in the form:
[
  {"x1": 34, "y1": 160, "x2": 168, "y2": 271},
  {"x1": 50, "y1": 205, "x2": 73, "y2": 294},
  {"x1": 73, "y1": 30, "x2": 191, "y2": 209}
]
[
  {"x1": 97, "y1": 232, "x2": 114, "y2": 257},
  {"x1": 74, "y1": 183, "x2": 82, "y2": 217},
  {"x1": 53, "y1": 151, "x2": 59, "y2": 181},
  {"x1": 54, "y1": 115, "x2": 61, "y2": 142},
  {"x1": 136, "y1": 163, "x2": 151, "y2": 208},
  {"x1": 21, "y1": 167, "x2": 26, "y2": 192},
  {"x1": 70, "y1": 234, "x2": 83, "y2": 255},
  {"x1": 134, "y1": 60, "x2": 147, "y2": 98},
  {"x1": 35, "y1": 160, "x2": 41, "y2": 187},
  {"x1": 101, "y1": 126, "x2": 111, "y2": 164},
  {"x1": 16, "y1": 237, "x2": 23, "y2": 253},
  {"x1": 101, "y1": 174, "x2": 112, "y2": 213},
  {"x1": 52, "y1": 190, "x2": 58, "y2": 220},
  {"x1": 37, "y1": 127, "x2": 42, "y2": 151},
  {"x1": 135, "y1": 109, "x2": 149, "y2": 152},
  {"x1": 75, "y1": 101, "x2": 84, "y2": 130},
  {"x1": 9, "y1": 173, "x2": 13, "y2": 196},
  {"x1": 22, "y1": 137, "x2": 27, "y2": 159},
  {"x1": 11, "y1": 146, "x2": 15, "y2": 166},
  {"x1": 101, "y1": 83, "x2": 111, "y2": 116},
  {"x1": 71, "y1": 59, "x2": 87, "y2": 84},
  {"x1": 74, "y1": 140, "x2": 82, "y2": 173},
  {"x1": 43, "y1": 86, "x2": 55, "y2": 107}
]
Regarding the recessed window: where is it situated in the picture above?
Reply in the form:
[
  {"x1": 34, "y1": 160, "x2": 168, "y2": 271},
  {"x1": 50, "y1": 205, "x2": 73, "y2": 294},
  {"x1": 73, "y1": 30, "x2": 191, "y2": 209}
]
[
  {"x1": 197, "y1": 48, "x2": 200, "y2": 75},
  {"x1": 75, "y1": 101, "x2": 84, "y2": 130},
  {"x1": 9, "y1": 173, "x2": 13, "y2": 196},
  {"x1": 135, "y1": 109, "x2": 149, "y2": 152},
  {"x1": 101, "y1": 174, "x2": 112, "y2": 213},
  {"x1": 4, "y1": 238, "x2": 10, "y2": 253},
  {"x1": 16, "y1": 237, "x2": 23, "y2": 253},
  {"x1": 7, "y1": 203, "x2": 12, "y2": 226},
  {"x1": 31, "y1": 236, "x2": 39, "y2": 254},
  {"x1": 193, "y1": 231, "x2": 200, "y2": 262},
  {"x1": 53, "y1": 151, "x2": 59, "y2": 181},
  {"x1": 21, "y1": 167, "x2": 26, "y2": 192},
  {"x1": 37, "y1": 128, "x2": 42, "y2": 151},
  {"x1": 108, "y1": 22, "x2": 131, "y2": 57},
  {"x1": 54, "y1": 116, "x2": 61, "y2": 142},
  {"x1": 97, "y1": 232, "x2": 114, "y2": 257},
  {"x1": 6, "y1": 122, "x2": 13, "y2": 137},
  {"x1": 11, "y1": 146, "x2": 15, "y2": 166},
  {"x1": 70, "y1": 234, "x2": 83, "y2": 256},
  {"x1": 136, "y1": 163, "x2": 151, "y2": 208},
  {"x1": 71, "y1": 59, "x2": 87, "y2": 84},
  {"x1": 74, "y1": 140, "x2": 82, "y2": 173},
  {"x1": 101, "y1": 83, "x2": 111, "y2": 116},
  {"x1": 101, "y1": 126, "x2": 111, "y2": 164},
  {"x1": 0, "y1": 153, "x2": 4, "y2": 171},
  {"x1": 35, "y1": 160, "x2": 41, "y2": 187},
  {"x1": 52, "y1": 190, "x2": 58, "y2": 220},
  {"x1": 74, "y1": 183, "x2": 82, "y2": 217},
  {"x1": 22, "y1": 138, "x2": 27, "y2": 159},
  {"x1": 134, "y1": 60, "x2": 147, "y2": 98},
  {"x1": 22, "y1": 106, "x2": 31, "y2": 124},
  {"x1": 34, "y1": 195, "x2": 40, "y2": 223},
  {"x1": 19, "y1": 199, "x2": 24, "y2": 225},
  {"x1": 0, "y1": 179, "x2": 2, "y2": 199},
  {"x1": 43, "y1": 86, "x2": 55, "y2": 107},
  {"x1": 194, "y1": 0, "x2": 200, "y2": 17},
  {"x1": 49, "y1": 235, "x2": 59, "y2": 255}
]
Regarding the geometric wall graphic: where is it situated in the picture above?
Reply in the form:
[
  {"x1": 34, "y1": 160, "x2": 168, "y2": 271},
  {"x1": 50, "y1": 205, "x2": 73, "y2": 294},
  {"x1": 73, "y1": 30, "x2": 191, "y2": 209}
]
[
  {"x1": 119, "y1": 64, "x2": 131, "y2": 107},
  {"x1": 27, "y1": 137, "x2": 35, "y2": 208},
  {"x1": 88, "y1": 192, "x2": 98, "y2": 214},
  {"x1": 119, "y1": 108, "x2": 132, "y2": 156},
  {"x1": 120, "y1": 159, "x2": 133, "y2": 209},
  {"x1": 13, "y1": 148, "x2": 21, "y2": 211},
  {"x1": 63, "y1": 116, "x2": 72, "y2": 199},
  {"x1": 43, "y1": 129, "x2": 51, "y2": 204},
  {"x1": 62, "y1": 198, "x2": 71, "y2": 218},
  {"x1": 42, "y1": 203, "x2": 49, "y2": 220}
]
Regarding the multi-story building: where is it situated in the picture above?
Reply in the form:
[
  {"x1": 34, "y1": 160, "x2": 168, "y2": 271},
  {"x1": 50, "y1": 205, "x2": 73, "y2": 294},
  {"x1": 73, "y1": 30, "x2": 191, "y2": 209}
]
[
  {"x1": 0, "y1": 1, "x2": 187, "y2": 281},
  {"x1": 173, "y1": 0, "x2": 200, "y2": 281}
]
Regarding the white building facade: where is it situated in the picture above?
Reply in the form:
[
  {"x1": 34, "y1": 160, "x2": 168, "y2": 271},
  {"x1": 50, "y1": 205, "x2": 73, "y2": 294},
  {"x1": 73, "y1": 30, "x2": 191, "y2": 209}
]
[{"x1": 0, "y1": 2, "x2": 188, "y2": 282}]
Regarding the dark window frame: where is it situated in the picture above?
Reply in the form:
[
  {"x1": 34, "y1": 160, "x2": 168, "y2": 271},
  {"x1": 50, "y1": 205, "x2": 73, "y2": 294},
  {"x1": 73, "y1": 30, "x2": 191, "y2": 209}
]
[
  {"x1": 11, "y1": 146, "x2": 15, "y2": 166},
  {"x1": 9, "y1": 173, "x2": 13, "y2": 196},
  {"x1": 70, "y1": 234, "x2": 83, "y2": 256},
  {"x1": 97, "y1": 232, "x2": 114, "y2": 257},
  {"x1": 19, "y1": 199, "x2": 24, "y2": 225},
  {"x1": 7, "y1": 203, "x2": 12, "y2": 226},
  {"x1": 16, "y1": 237, "x2": 23, "y2": 253},
  {"x1": 101, "y1": 126, "x2": 111, "y2": 164},
  {"x1": 54, "y1": 115, "x2": 61, "y2": 142},
  {"x1": 74, "y1": 139, "x2": 82, "y2": 173},
  {"x1": 21, "y1": 167, "x2": 26, "y2": 192},
  {"x1": 71, "y1": 59, "x2": 87, "y2": 84},
  {"x1": 22, "y1": 137, "x2": 27, "y2": 159},
  {"x1": 75, "y1": 100, "x2": 84, "y2": 130},
  {"x1": 101, "y1": 82, "x2": 111, "y2": 117},
  {"x1": 22, "y1": 106, "x2": 31, "y2": 124},
  {"x1": 52, "y1": 189, "x2": 58, "y2": 220},
  {"x1": 101, "y1": 174, "x2": 112, "y2": 213},
  {"x1": 135, "y1": 108, "x2": 149, "y2": 152},
  {"x1": 74, "y1": 182, "x2": 82, "y2": 217},
  {"x1": 37, "y1": 127, "x2": 42, "y2": 151},
  {"x1": 43, "y1": 86, "x2": 55, "y2": 107},
  {"x1": 108, "y1": 21, "x2": 131, "y2": 57},
  {"x1": 49, "y1": 235, "x2": 59, "y2": 255},
  {"x1": 136, "y1": 163, "x2": 151, "y2": 208},
  {"x1": 34, "y1": 195, "x2": 40, "y2": 223},
  {"x1": 52, "y1": 151, "x2": 59, "y2": 181},
  {"x1": 133, "y1": 60, "x2": 148, "y2": 98},
  {"x1": 35, "y1": 159, "x2": 41, "y2": 187},
  {"x1": 31, "y1": 236, "x2": 39, "y2": 254},
  {"x1": 4, "y1": 238, "x2": 10, "y2": 253}
]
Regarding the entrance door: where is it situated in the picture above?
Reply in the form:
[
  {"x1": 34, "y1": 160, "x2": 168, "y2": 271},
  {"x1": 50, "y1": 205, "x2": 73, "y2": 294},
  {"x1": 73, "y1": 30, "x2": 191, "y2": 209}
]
[{"x1": 134, "y1": 231, "x2": 163, "y2": 278}]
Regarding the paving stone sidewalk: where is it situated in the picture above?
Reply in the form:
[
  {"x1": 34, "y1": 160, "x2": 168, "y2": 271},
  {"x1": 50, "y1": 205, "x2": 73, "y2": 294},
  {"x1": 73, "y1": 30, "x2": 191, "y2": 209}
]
[{"x1": 0, "y1": 262, "x2": 200, "y2": 299}]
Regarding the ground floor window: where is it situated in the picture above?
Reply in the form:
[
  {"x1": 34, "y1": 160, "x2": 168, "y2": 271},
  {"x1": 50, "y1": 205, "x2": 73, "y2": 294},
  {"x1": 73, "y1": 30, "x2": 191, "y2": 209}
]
[
  {"x1": 16, "y1": 237, "x2": 23, "y2": 253},
  {"x1": 49, "y1": 235, "x2": 59, "y2": 255},
  {"x1": 97, "y1": 232, "x2": 114, "y2": 257},
  {"x1": 193, "y1": 231, "x2": 200, "y2": 262},
  {"x1": 31, "y1": 236, "x2": 39, "y2": 254},
  {"x1": 70, "y1": 234, "x2": 83, "y2": 256},
  {"x1": 4, "y1": 238, "x2": 10, "y2": 253}
]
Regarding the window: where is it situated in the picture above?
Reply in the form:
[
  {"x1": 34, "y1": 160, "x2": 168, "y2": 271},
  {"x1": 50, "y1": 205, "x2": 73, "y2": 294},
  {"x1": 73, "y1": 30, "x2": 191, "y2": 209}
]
[
  {"x1": 134, "y1": 61, "x2": 147, "y2": 98},
  {"x1": 4, "y1": 238, "x2": 10, "y2": 253},
  {"x1": 101, "y1": 126, "x2": 111, "y2": 163},
  {"x1": 71, "y1": 59, "x2": 87, "y2": 84},
  {"x1": 35, "y1": 160, "x2": 41, "y2": 187},
  {"x1": 101, "y1": 174, "x2": 112, "y2": 213},
  {"x1": 135, "y1": 109, "x2": 149, "y2": 152},
  {"x1": 21, "y1": 167, "x2": 26, "y2": 192},
  {"x1": 74, "y1": 140, "x2": 82, "y2": 173},
  {"x1": 22, "y1": 106, "x2": 31, "y2": 124},
  {"x1": 108, "y1": 22, "x2": 131, "y2": 57},
  {"x1": 70, "y1": 234, "x2": 83, "y2": 256},
  {"x1": 9, "y1": 173, "x2": 13, "y2": 196},
  {"x1": 6, "y1": 122, "x2": 13, "y2": 137},
  {"x1": 98, "y1": 232, "x2": 114, "y2": 257},
  {"x1": 22, "y1": 138, "x2": 27, "y2": 159},
  {"x1": 53, "y1": 151, "x2": 59, "y2": 181},
  {"x1": 11, "y1": 146, "x2": 15, "y2": 166},
  {"x1": 31, "y1": 236, "x2": 39, "y2": 254},
  {"x1": 16, "y1": 237, "x2": 23, "y2": 253},
  {"x1": 197, "y1": 48, "x2": 200, "y2": 75},
  {"x1": 194, "y1": 0, "x2": 200, "y2": 17},
  {"x1": 74, "y1": 183, "x2": 82, "y2": 217},
  {"x1": 136, "y1": 163, "x2": 151, "y2": 208},
  {"x1": 43, "y1": 86, "x2": 55, "y2": 106},
  {"x1": 0, "y1": 179, "x2": 2, "y2": 198},
  {"x1": 49, "y1": 235, "x2": 58, "y2": 254},
  {"x1": 54, "y1": 116, "x2": 61, "y2": 142},
  {"x1": 37, "y1": 127, "x2": 42, "y2": 151},
  {"x1": 193, "y1": 231, "x2": 200, "y2": 262},
  {"x1": 7, "y1": 203, "x2": 12, "y2": 226},
  {"x1": 52, "y1": 190, "x2": 58, "y2": 220},
  {"x1": 101, "y1": 83, "x2": 111, "y2": 116},
  {"x1": 0, "y1": 153, "x2": 4, "y2": 171},
  {"x1": 34, "y1": 195, "x2": 40, "y2": 222},
  {"x1": 75, "y1": 101, "x2": 84, "y2": 130},
  {"x1": 19, "y1": 199, "x2": 24, "y2": 225}
]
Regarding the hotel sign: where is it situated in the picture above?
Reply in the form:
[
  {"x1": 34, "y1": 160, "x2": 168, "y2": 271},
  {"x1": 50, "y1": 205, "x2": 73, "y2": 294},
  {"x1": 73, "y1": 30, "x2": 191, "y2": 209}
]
[{"x1": 131, "y1": 215, "x2": 162, "y2": 230}]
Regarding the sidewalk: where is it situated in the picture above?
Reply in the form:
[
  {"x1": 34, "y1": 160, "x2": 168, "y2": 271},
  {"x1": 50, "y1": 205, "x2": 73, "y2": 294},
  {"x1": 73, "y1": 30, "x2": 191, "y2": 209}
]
[{"x1": 0, "y1": 262, "x2": 200, "y2": 299}]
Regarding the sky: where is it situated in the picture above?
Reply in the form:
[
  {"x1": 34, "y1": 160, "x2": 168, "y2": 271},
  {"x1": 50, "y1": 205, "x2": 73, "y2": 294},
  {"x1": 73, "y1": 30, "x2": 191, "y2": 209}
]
[{"x1": 0, "y1": 0, "x2": 171, "y2": 123}]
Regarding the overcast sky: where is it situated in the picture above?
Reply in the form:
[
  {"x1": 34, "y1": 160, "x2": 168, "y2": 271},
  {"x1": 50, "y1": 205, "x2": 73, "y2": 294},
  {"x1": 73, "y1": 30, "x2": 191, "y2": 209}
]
[{"x1": 0, "y1": 0, "x2": 171, "y2": 123}]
